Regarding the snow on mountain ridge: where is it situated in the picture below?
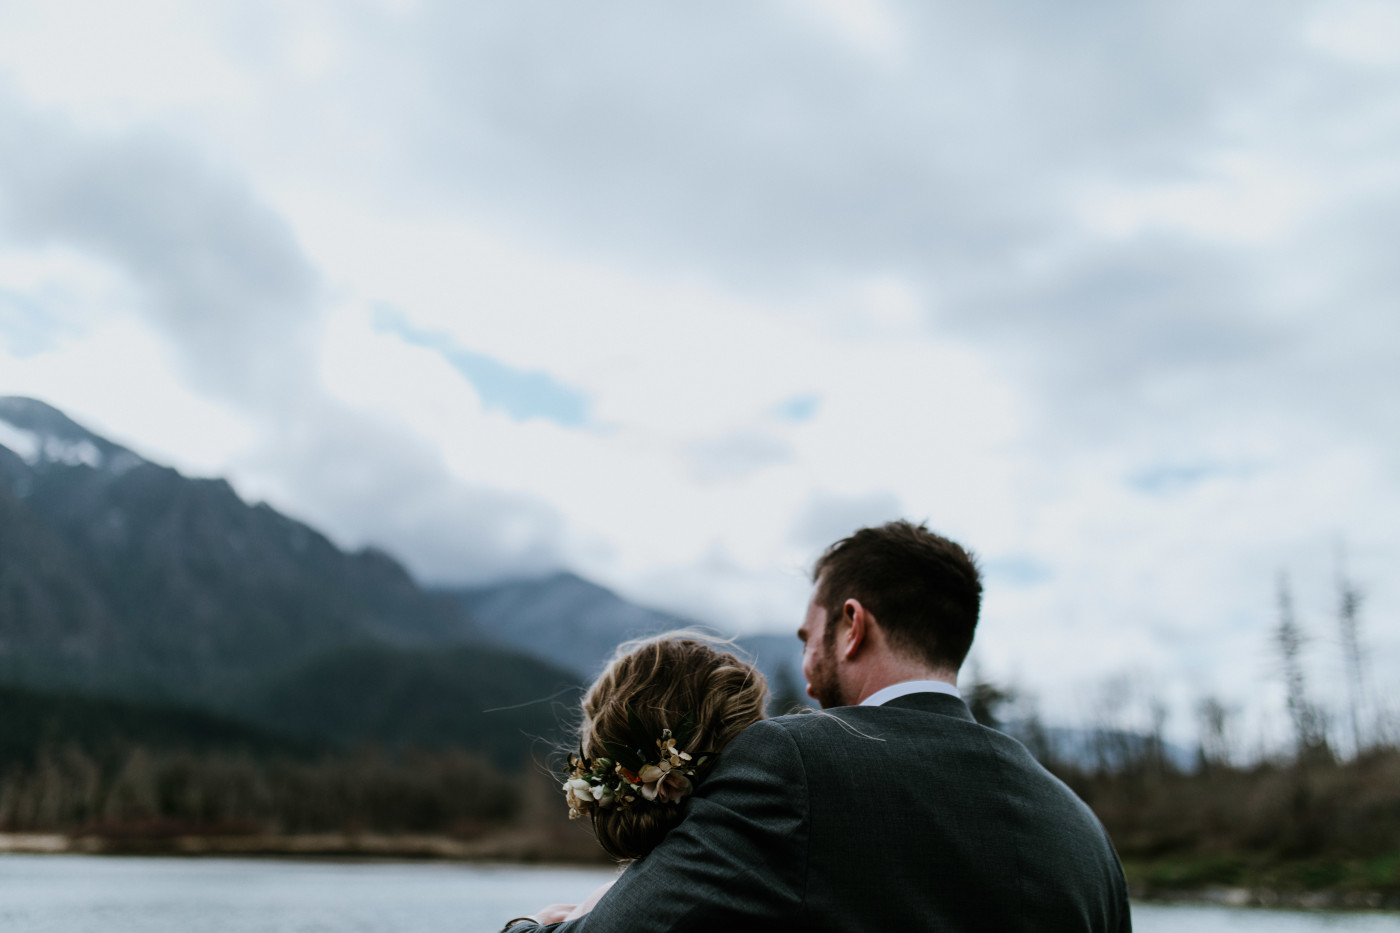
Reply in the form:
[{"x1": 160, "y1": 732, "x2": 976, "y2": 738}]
[
  {"x1": 0, "y1": 420, "x2": 41, "y2": 462},
  {"x1": 0, "y1": 396, "x2": 145, "y2": 475}
]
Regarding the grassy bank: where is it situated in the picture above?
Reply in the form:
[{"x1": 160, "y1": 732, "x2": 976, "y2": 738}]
[
  {"x1": 1059, "y1": 747, "x2": 1400, "y2": 907},
  {"x1": 1123, "y1": 855, "x2": 1400, "y2": 910}
]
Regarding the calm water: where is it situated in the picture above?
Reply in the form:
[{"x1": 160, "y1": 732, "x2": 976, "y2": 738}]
[{"x1": 0, "y1": 855, "x2": 1395, "y2": 932}]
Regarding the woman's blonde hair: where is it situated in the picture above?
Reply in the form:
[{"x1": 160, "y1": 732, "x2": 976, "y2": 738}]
[{"x1": 574, "y1": 630, "x2": 768, "y2": 861}]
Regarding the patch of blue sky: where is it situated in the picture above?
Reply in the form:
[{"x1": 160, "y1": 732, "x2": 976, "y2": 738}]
[
  {"x1": 0, "y1": 288, "x2": 67, "y2": 358},
  {"x1": 373, "y1": 305, "x2": 590, "y2": 427},
  {"x1": 773, "y1": 393, "x2": 820, "y2": 423},
  {"x1": 1128, "y1": 463, "x2": 1230, "y2": 497},
  {"x1": 983, "y1": 554, "x2": 1053, "y2": 588}
]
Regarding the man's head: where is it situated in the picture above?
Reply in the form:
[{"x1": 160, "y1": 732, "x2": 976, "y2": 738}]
[{"x1": 799, "y1": 520, "x2": 982, "y2": 708}]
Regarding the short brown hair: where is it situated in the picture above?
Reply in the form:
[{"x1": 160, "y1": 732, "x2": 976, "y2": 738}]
[
  {"x1": 812, "y1": 520, "x2": 982, "y2": 672},
  {"x1": 575, "y1": 632, "x2": 768, "y2": 861}
]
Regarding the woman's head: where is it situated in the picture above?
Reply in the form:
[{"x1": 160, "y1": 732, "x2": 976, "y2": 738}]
[{"x1": 566, "y1": 631, "x2": 768, "y2": 861}]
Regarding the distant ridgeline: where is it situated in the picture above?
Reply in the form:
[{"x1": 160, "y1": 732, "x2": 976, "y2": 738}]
[
  {"x1": 0, "y1": 397, "x2": 806, "y2": 777},
  {"x1": 447, "y1": 573, "x2": 808, "y2": 707}
]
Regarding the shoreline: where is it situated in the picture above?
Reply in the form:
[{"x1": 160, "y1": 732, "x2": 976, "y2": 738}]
[
  {"x1": 1130, "y1": 884, "x2": 1400, "y2": 912},
  {"x1": 4, "y1": 834, "x2": 1397, "y2": 912},
  {"x1": 0, "y1": 829, "x2": 610, "y2": 864}
]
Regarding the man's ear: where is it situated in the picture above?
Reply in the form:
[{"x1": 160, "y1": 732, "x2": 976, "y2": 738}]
[{"x1": 840, "y1": 599, "x2": 869, "y2": 660}]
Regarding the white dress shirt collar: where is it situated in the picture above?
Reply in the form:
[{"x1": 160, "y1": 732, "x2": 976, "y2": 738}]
[{"x1": 861, "y1": 679, "x2": 962, "y2": 707}]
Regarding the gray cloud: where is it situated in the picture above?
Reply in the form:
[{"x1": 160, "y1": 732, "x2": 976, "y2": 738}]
[
  {"x1": 962, "y1": 236, "x2": 1279, "y2": 437},
  {"x1": 685, "y1": 429, "x2": 794, "y2": 484},
  {"x1": 788, "y1": 489, "x2": 904, "y2": 555},
  {"x1": 243, "y1": 401, "x2": 568, "y2": 585},
  {"x1": 359, "y1": 1, "x2": 1303, "y2": 277},
  {"x1": 0, "y1": 97, "x2": 318, "y2": 407},
  {"x1": 308, "y1": 0, "x2": 1400, "y2": 455}
]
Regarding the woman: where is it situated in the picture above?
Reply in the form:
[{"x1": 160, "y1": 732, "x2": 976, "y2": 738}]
[{"x1": 516, "y1": 631, "x2": 768, "y2": 926}]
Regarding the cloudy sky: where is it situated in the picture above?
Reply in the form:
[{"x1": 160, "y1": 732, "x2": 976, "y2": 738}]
[{"x1": 1, "y1": 0, "x2": 1396, "y2": 741}]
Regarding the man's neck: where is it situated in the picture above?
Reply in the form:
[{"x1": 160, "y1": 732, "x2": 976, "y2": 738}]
[{"x1": 846, "y1": 665, "x2": 957, "y2": 706}]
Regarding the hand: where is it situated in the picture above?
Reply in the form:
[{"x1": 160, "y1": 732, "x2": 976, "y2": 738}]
[{"x1": 530, "y1": 904, "x2": 578, "y2": 924}]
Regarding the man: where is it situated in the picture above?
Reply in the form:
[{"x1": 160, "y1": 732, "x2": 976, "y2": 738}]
[{"x1": 509, "y1": 521, "x2": 1131, "y2": 932}]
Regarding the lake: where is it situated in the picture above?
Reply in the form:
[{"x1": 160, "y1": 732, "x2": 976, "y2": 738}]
[{"x1": 0, "y1": 855, "x2": 1395, "y2": 932}]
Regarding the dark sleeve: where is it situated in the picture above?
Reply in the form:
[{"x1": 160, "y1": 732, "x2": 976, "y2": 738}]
[
  {"x1": 531, "y1": 718, "x2": 810, "y2": 933},
  {"x1": 1117, "y1": 867, "x2": 1133, "y2": 933},
  {"x1": 1101, "y1": 823, "x2": 1133, "y2": 933}
]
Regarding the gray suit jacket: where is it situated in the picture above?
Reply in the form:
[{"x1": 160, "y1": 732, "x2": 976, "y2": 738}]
[{"x1": 529, "y1": 692, "x2": 1131, "y2": 932}]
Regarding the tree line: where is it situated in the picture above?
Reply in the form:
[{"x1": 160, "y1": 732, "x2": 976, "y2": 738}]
[{"x1": 0, "y1": 743, "x2": 520, "y2": 836}]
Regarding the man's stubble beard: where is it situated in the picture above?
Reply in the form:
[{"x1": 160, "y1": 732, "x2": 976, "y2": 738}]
[{"x1": 807, "y1": 644, "x2": 847, "y2": 709}]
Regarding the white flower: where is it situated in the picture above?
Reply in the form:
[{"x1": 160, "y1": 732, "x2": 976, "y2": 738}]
[
  {"x1": 564, "y1": 778, "x2": 595, "y2": 812},
  {"x1": 640, "y1": 769, "x2": 693, "y2": 803}
]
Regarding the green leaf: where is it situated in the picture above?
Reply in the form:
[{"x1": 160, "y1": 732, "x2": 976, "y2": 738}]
[
  {"x1": 602, "y1": 741, "x2": 645, "y2": 773},
  {"x1": 673, "y1": 710, "x2": 696, "y2": 750},
  {"x1": 625, "y1": 704, "x2": 653, "y2": 756}
]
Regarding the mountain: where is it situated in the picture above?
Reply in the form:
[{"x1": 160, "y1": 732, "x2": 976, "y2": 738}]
[
  {"x1": 1006, "y1": 721, "x2": 1197, "y2": 774},
  {"x1": 0, "y1": 681, "x2": 308, "y2": 766},
  {"x1": 246, "y1": 643, "x2": 582, "y2": 769},
  {"x1": 0, "y1": 398, "x2": 565, "y2": 727},
  {"x1": 449, "y1": 572, "x2": 696, "y2": 676},
  {"x1": 446, "y1": 572, "x2": 808, "y2": 704}
]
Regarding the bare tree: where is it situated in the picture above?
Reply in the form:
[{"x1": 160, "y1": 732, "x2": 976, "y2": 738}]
[
  {"x1": 1276, "y1": 573, "x2": 1328, "y2": 760},
  {"x1": 1195, "y1": 695, "x2": 1236, "y2": 770},
  {"x1": 1083, "y1": 675, "x2": 1169, "y2": 776},
  {"x1": 1086, "y1": 676, "x2": 1132, "y2": 775},
  {"x1": 1377, "y1": 697, "x2": 1400, "y2": 751},
  {"x1": 1335, "y1": 546, "x2": 1370, "y2": 756},
  {"x1": 999, "y1": 684, "x2": 1056, "y2": 767}
]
